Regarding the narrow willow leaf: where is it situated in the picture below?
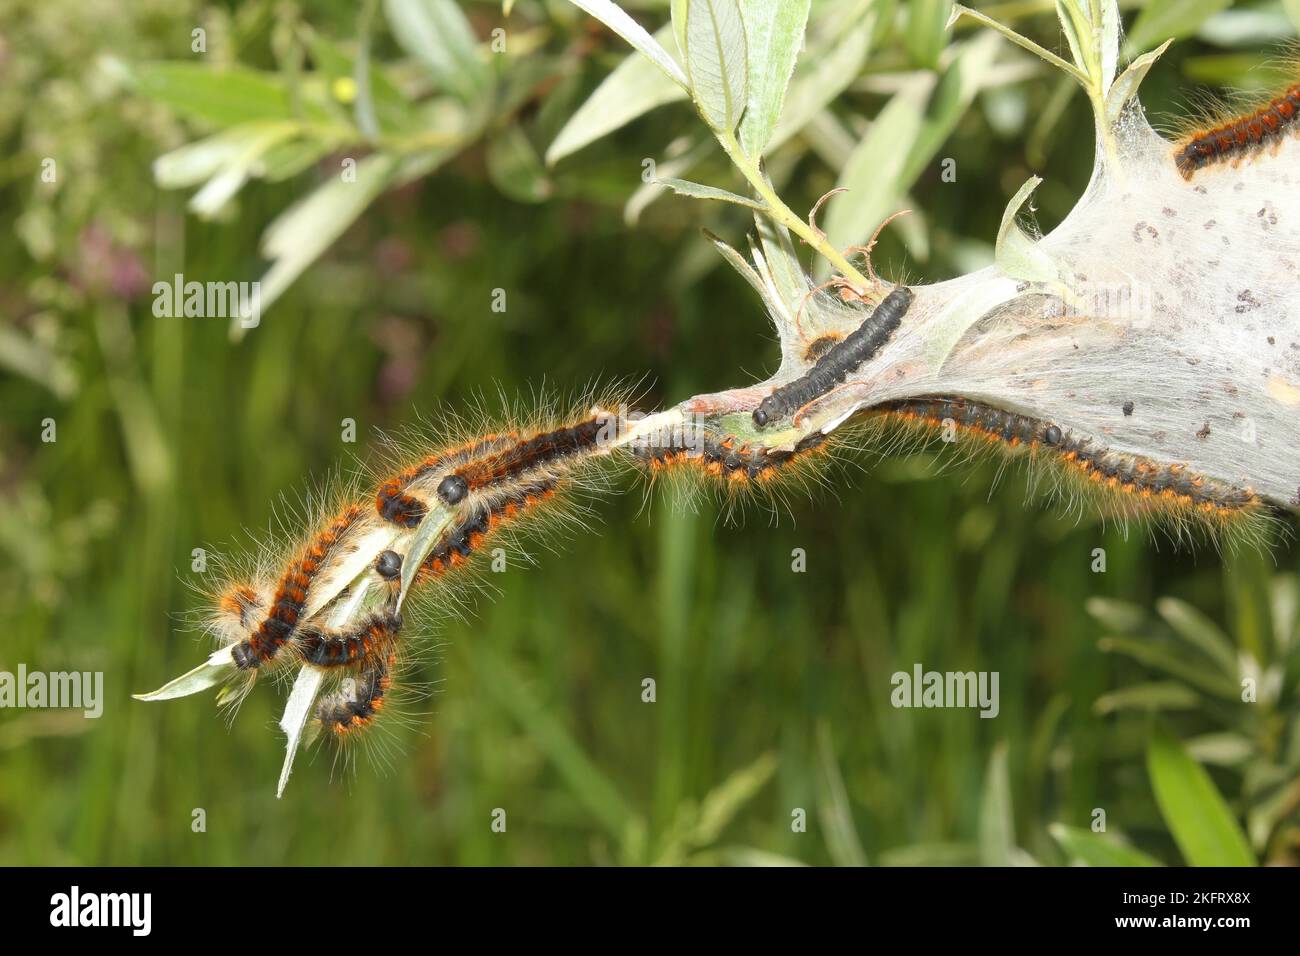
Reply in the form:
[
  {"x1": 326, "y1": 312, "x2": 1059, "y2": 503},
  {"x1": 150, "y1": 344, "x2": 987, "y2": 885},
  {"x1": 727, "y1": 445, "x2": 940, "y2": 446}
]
[
  {"x1": 684, "y1": 0, "x2": 748, "y2": 132},
  {"x1": 691, "y1": 752, "x2": 777, "y2": 845},
  {"x1": 1156, "y1": 597, "x2": 1238, "y2": 675},
  {"x1": 1125, "y1": 0, "x2": 1233, "y2": 55},
  {"x1": 154, "y1": 128, "x2": 261, "y2": 189},
  {"x1": 132, "y1": 654, "x2": 232, "y2": 702},
  {"x1": 1147, "y1": 727, "x2": 1255, "y2": 866},
  {"x1": 624, "y1": 134, "x2": 712, "y2": 224},
  {"x1": 276, "y1": 666, "x2": 324, "y2": 798},
  {"x1": 257, "y1": 136, "x2": 339, "y2": 183},
  {"x1": 474, "y1": 643, "x2": 639, "y2": 841},
  {"x1": 567, "y1": 0, "x2": 689, "y2": 89},
  {"x1": 1106, "y1": 40, "x2": 1172, "y2": 125},
  {"x1": 1084, "y1": 596, "x2": 1148, "y2": 633},
  {"x1": 978, "y1": 742, "x2": 1015, "y2": 866},
  {"x1": 658, "y1": 177, "x2": 765, "y2": 209},
  {"x1": 820, "y1": 80, "x2": 927, "y2": 262},
  {"x1": 1055, "y1": 2, "x2": 1088, "y2": 79},
  {"x1": 132, "y1": 63, "x2": 323, "y2": 126},
  {"x1": 383, "y1": 0, "x2": 489, "y2": 102},
  {"x1": 1098, "y1": 636, "x2": 1241, "y2": 699},
  {"x1": 1049, "y1": 824, "x2": 1164, "y2": 867},
  {"x1": 1093, "y1": 681, "x2": 1201, "y2": 714},
  {"x1": 995, "y1": 176, "x2": 1059, "y2": 284},
  {"x1": 1184, "y1": 732, "x2": 1255, "y2": 767},
  {"x1": 815, "y1": 724, "x2": 868, "y2": 867},
  {"x1": 303, "y1": 25, "x2": 416, "y2": 134},
  {"x1": 769, "y1": 20, "x2": 872, "y2": 152},
  {"x1": 737, "y1": 0, "x2": 810, "y2": 156},
  {"x1": 906, "y1": 0, "x2": 951, "y2": 70},
  {"x1": 251, "y1": 153, "x2": 403, "y2": 333},
  {"x1": 1099, "y1": 0, "x2": 1121, "y2": 94},
  {"x1": 188, "y1": 124, "x2": 300, "y2": 219},
  {"x1": 487, "y1": 126, "x2": 552, "y2": 202},
  {"x1": 546, "y1": 23, "x2": 687, "y2": 166}
]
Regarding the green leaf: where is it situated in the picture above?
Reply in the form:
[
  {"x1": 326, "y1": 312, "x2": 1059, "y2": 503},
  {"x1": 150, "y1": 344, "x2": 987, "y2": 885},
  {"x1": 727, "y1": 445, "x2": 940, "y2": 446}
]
[
  {"x1": 769, "y1": 19, "x2": 873, "y2": 152},
  {"x1": 905, "y1": 0, "x2": 951, "y2": 70},
  {"x1": 737, "y1": 0, "x2": 810, "y2": 156},
  {"x1": 1098, "y1": 635, "x2": 1241, "y2": 700},
  {"x1": 257, "y1": 136, "x2": 339, "y2": 183},
  {"x1": 978, "y1": 742, "x2": 1016, "y2": 866},
  {"x1": 815, "y1": 724, "x2": 868, "y2": 867},
  {"x1": 1156, "y1": 597, "x2": 1238, "y2": 675},
  {"x1": 1286, "y1": 0, "x2": 1300, "y2": 35},
  {"x1": 383, "y1": 0, "x2": 489, "y2": 102},
  {"x1": 691, "y1": 752, "x2": 777, "y2": 846},
  {"x1": 820, "y1": 80, "x2": 927, "y2": 263},
  {"x1": 1147, "y1": 727, "x2": 1255, "y2": 866},
  {"x1": 624, "y1": 134, "x2": 712, "y2": 224},
  {"x1": 472, "y1": 643, "x2": 641, "y2": 844},
  {"x1": 186, "y1": 124, "x2": 301, "y2": 219},
  {"x1": 1084, "y1": 596, "x2": 1148, "y2": 634},
  {"x1": 1099, "y1": 0, "x2": 1121, "y2": 94},
  {"x1": 1184, "y1": 732, "x2": 1255, "y2": 767},
  {"x1": 568, "y1": 0, "x2": 689, "y2": 89},
  {"x1": 1093, "y1": 681, "x2": 1202, "y2": 715},
  {"x1": 251, "y1": 153, "x2": 404, "y2": 334},
  {"x1": 1106, "y1": 40, "x2": 1172, "y2": 126},
  {"x1": 684, "y1": 0, "x2": 748, "y2": 133},
  {"x1": 658, "y1": 177, "x2": 765, "y2": 209},
  {"x1": 153, "y1": 127, "x2": 268, "y2": 189},
  {"x1": 546, "y1": 23, "x2": 688, "y2": 166},
  {"x1": 486, "y1": 126, "x2": 553, "y2": 202},
  {"x1": 1126, "y1": 0, "x2": 1233, "y2": 56},
  {"x1": 995, "y1": 176, "x2": 1059, "y2": 284},
  {"x1": 302, "y1": 25, "x2": 417, "y2": 134},
  {"x1": 1049, "y1": 824, "x2": 1164, "y2": 867},
  {"x1": 131, "y1": 63, "x2": 315, "y2": 127}
]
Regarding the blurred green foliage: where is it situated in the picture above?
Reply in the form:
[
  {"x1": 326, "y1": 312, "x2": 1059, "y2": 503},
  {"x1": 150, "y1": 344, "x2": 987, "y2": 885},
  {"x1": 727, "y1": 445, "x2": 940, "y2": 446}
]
[{"x1": 0, "y1": 0, "x2": 1297, "y2": 865}]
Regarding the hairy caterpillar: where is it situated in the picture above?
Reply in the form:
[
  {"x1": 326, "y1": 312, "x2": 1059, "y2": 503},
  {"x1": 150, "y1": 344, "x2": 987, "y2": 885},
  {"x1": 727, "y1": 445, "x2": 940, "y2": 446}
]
[
  {"x1": 418, "y1": 480, "x2": 558, "y2": 581},
  {"x1": 874, "y1": 397, "x2": 1271, "y2": 542},
  {"x1": 231, "y1": 505, "x2": 364, "y2": 670},
  {"x1": 296, "y1": 611, "x2": 404, "y2": 668},
  {"x1": 375, "y1": 434, "x2": 519, "y2": 528},
  {"x1": 753, "y1": 285, "x2": 913, "y2": 428},
  {"x1": 314, "y1": 653, "x2": 397, "y2": 736},
  {"x1": 1175, "y1": 79, "x2": 1300, "y2": 179}
]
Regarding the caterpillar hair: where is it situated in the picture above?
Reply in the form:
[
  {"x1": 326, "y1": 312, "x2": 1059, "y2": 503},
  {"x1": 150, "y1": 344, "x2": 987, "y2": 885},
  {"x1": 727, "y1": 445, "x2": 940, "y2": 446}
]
[
  {"x1": 230, "y1": 504, "x2": 364, "y2": 670},
  {"x1": 438, "y1": 415, "x2": 610, "y2": 505},
  {"x1": 315, "y1": 653, "x2": 396, "y2": 736},
  {"x1": 374, "y1": 434, "x2": 520, "y2": 528},
  {"x1": 418, "y1": 480, "x2": 558, "y2": 581},
  {"x1": 1174, "y1": 79, "x2": 1300, "y2": 179},
  {"x1": 753, "y1": 285, "x2": 913, "y2": 428},
  {"x1": 295, "y1": 611, "x2": 404, "y2": 668},
  {"x1": 874, "y1": 397, "x2": 1270, "y2": 543}
]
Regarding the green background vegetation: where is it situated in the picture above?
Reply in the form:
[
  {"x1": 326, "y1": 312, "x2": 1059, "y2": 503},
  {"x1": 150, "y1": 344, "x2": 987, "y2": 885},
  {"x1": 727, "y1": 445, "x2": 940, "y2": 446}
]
[{"x1": 0, "y1": 0, "x2": 1297, "y2": 865}]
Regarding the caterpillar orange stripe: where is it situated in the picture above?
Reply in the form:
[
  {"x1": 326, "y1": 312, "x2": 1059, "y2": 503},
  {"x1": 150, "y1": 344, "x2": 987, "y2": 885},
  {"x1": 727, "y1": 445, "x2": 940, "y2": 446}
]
[
  {"x1": 438, "y1": 416, "x2": 608, "y2": 505},
  {"x1": 634, "y1": 430, "x2": 829, "y2": 484},
  {"x1": 418, "y1": 481, "x2": 557, "y2": 581},
  {"x1": 231, "y1": 505, "x2": 363, "y2": 669},
  {"x1": 296, "y1": 611, "x2": 403, "y2": 668},
  {"x1": 375, "y1": 433, "x2": 520, "y2": 528},
  {"x1": 316, "y1": 653, "x2": 395, "y2": 735},
  {"x1": 878, "y1": 397, "x2": 1260, "y2": 514},
  {"x1": 1175, "y1": 81, "x2": 1300, "y2": 179}
]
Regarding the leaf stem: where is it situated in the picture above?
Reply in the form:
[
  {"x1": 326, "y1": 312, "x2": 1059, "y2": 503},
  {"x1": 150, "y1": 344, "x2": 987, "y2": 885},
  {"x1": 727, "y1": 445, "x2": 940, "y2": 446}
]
[{"x1": 716, "y1": 129, "x2": 874, "y2": 291}]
